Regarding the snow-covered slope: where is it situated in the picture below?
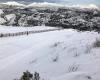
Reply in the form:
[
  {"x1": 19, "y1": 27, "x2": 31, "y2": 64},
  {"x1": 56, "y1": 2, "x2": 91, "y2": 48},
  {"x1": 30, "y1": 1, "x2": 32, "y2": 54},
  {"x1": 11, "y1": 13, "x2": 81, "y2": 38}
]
[{"x1": 0, "y1": 26, "x2": 100, "y2": 80}]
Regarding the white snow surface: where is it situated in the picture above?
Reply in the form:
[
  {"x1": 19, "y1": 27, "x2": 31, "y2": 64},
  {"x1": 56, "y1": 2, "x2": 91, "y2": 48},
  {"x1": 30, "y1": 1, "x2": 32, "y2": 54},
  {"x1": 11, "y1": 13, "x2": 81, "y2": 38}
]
[
  {"x1": 0, "y1": 18, "x2": 6, "y2": 24},
  {"x1": 0, "y1": 26, "x2": 57, "y2": 33},
  {"x1": 0, "y1": 9, "x2": 4, "y2": 15},
  {"x1": 5, "y1": 14, "x2": 16, "y2": 21},
  {"x1": 0, "y1": 26, "x2": 100, "y2": 80}
]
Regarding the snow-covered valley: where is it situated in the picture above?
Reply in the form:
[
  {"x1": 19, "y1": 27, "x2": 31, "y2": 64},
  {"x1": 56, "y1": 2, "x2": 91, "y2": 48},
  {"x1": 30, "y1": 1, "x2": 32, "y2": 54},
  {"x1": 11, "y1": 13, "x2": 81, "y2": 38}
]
[
  {"x1": 0, "y1": 1, "x2": 100, "y2": 80},
  {"x1": 0, "y1": 26, "x2": 100, "y2": 80}
]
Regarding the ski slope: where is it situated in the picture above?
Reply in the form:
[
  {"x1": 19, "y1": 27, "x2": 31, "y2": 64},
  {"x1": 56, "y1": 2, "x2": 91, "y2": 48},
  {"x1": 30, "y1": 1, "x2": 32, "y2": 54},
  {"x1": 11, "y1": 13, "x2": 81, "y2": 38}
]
[{"x1": 0, "y1": 27, "x2": 100, "y2": 80}]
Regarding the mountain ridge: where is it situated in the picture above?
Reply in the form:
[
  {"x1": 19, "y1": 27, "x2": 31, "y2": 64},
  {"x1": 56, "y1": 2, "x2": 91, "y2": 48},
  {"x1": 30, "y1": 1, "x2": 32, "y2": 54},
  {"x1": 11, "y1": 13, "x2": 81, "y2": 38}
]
[{"x1": 0, "y1": 1, "x2": 99, "y2": 9}]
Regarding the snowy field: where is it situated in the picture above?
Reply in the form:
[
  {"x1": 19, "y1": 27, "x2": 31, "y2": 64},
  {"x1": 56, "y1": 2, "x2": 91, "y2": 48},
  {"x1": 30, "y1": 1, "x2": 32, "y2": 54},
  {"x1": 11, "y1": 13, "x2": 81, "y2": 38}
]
[
  {"x1": 0, "y1": 27, "x2": 100, "y2": 80},
  {"x1": 0, "y1": 26, "x2": 57, "y2": 33}
]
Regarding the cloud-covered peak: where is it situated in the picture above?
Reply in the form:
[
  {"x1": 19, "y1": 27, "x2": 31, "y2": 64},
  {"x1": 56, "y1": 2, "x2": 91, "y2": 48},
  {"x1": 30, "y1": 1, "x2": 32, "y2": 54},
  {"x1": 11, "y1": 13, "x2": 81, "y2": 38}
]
[
  {"x1": 0, "y1": 1, "x2": 99, "y2": 9},
  {"x1": 1, "y1": 1, "x2": 25, "y2": 6},
  {"x1": 27, "y1": 2, "x2": 64, "y2": 8}
]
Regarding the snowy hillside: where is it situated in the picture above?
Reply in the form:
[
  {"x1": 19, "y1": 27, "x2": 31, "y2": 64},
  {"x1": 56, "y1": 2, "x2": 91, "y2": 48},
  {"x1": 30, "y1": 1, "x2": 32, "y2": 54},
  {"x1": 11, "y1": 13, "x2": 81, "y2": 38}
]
[{"x1": 0, "y1": 27, "x2": 100, "y2": 80}]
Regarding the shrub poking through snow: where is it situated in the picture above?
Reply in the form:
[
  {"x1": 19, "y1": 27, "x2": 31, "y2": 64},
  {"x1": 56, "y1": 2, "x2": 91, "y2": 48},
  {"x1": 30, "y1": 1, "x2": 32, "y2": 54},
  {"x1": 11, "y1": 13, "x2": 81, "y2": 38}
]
[
  {"x1": 33, "y1": 72, "x2": 40, "y2": 80},
  {"x1": 19, "y1": 71, "x2": 40, "y2": 80},
  {"x1": 93, "y1": 38, "x2": 100, "y2": 47},
  {"x1": 51, "y1": 42, "x2": 64, "y2": 48},
  {"x1": 74, "y1": 51, "x2": 80, "y2": 57},
  {"x1": 52, "y1": 54, "x2": 59, "y2": 62},
  {"x1": 85, "y1": 45, "x2": 92, "y2": 54},
  {"x1": 20, "y1": 70, "x2": 33, "y2": 80},
  {"x1": 0, "y1": 33, "x2": 3, "y2": 37},
  {"x1": 67, "y1": 64, "x2": 79, "y2": 73},
  {"x1": 86, "y1": 75, "x2": 92, "y2": 79},
  {"x1": 51, "y1": 42, "x2": 61, "y2": 47}
]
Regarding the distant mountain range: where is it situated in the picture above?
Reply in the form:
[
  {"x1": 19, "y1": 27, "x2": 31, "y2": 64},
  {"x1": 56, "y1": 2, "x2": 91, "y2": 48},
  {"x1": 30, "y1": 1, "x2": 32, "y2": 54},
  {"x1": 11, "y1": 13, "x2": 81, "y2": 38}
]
[
  {"x1": 0, "y1": 0, "x2": 58, "y2": 3},
  {"x1": 0, "y1": 1, "x2": 99, "y2": 9},
  {"x1": 0, "y1": 0, "x2": 99, "y2": 5}
]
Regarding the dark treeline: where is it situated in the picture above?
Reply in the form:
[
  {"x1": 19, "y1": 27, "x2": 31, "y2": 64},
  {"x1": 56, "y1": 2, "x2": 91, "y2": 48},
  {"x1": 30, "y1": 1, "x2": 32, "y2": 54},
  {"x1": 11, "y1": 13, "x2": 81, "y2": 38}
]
[{"x1": 0, "y1": 7, "x2": 100, "y2": 32}]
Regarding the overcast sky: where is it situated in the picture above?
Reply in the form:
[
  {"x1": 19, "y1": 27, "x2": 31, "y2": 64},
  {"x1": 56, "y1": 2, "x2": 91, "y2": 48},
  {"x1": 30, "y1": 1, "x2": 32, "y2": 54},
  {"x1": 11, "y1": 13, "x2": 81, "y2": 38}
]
[{"x1": 0, "y1": 0, "x2": 99, "y2": 5}]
